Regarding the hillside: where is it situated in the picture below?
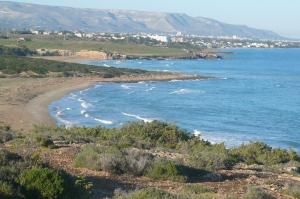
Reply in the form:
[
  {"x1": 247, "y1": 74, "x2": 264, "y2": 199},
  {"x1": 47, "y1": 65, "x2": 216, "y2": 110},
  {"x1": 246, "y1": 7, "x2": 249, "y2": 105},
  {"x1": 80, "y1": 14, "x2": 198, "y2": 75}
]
[{"x1": 0, "y1": 1, "x2": 284, "y2": 40}]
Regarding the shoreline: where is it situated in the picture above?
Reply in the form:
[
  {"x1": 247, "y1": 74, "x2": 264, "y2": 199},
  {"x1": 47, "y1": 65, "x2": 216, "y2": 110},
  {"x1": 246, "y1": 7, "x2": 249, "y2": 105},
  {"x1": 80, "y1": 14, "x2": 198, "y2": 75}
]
[{"x1": 0, "y1": 73, "x2": 204, "y2": 131}]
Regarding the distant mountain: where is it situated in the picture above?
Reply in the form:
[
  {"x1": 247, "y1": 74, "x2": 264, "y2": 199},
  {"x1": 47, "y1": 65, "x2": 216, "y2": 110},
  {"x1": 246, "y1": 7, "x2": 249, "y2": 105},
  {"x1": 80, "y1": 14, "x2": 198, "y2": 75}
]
[{"x1": 0, "y1": 1, "x2": 284, "y2": 40}]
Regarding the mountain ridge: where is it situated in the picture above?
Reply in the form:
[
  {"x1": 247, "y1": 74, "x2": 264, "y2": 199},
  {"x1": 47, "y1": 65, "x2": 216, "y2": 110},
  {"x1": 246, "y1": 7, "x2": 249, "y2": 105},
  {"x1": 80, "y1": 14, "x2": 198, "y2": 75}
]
[{"x1": 0, "y1": 1, "x2": 285, "y2": 40}]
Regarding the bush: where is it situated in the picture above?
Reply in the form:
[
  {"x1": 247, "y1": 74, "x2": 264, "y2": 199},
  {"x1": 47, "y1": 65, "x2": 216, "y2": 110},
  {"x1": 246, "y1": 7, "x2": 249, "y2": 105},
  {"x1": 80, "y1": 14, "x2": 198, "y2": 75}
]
[
  {"x1": 145, "y1": 160, "x2": 187, "y2": 182},
  {"x1": 35, "y1": 136, "x2": 56, "y2": 148},
  {"x1": 243, "y1": 186, "x2": 275, "y2": 199},
  {"x1": 74, "y1": 145, "x2": 153, "y2": 176},
  {"x1": 19, "y1": 168, "x2": 65, "y2": 199},
  {"x1": 231, "y1": 142, "x2": 298, "y2": 165},
  {"x1": 188, "y1": 143, "x2": 235, "y2": 171},
  {"x1": 0, "y1": 181, "x2": 14, "y2": 198},
  {"x1": 284, "y1": 182, "x2": 300, "y2": 199},
  {"x1": 74, "y1": 145, "x2": 126, "y2": 174},
  {"x1": 113, "y1": 188, "x2": 177, "y2": 199},
  {"x1": 182, "y1": 184, "x2": 216, "y2": 195},
  {"x1": 123, "y1": 148, "x2": 153, "y2": 176}
]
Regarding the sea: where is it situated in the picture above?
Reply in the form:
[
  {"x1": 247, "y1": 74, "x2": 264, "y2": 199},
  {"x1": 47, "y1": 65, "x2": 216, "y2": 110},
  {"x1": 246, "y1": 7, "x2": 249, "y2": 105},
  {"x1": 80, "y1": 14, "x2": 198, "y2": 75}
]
[{"x1": 49, "y1": 48, "x2": 300, "y2": 151}]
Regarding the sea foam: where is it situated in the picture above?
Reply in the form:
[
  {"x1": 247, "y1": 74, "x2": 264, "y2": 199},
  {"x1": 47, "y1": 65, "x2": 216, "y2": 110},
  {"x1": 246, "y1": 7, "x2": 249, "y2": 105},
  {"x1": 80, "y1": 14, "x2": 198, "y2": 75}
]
[
  {"x1": 94, "y1": 118, "x2": 113, "y2": 125},
  {"x1": 122, "y1": 112, "x2": 154, "y2": 123}
]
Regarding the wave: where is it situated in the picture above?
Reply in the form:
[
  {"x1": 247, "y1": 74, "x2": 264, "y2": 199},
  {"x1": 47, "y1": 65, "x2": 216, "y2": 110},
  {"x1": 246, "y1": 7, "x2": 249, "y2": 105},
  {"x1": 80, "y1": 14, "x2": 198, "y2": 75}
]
[
  {"x1": 122, "y1": 112, "x2": 154, "y2": 123},
  {"x1": 81, "y1": 101, "x2": 92, "y2": 109},
  {"x1": 169, "y1": 88, "x2": 205, "y2": 95},
  {"x1": 103, "y1": 64, "x2": 111, "y2": 67},
  {"x1": 79, "y1": 88, "x2": 91, "y2": 94},
  {"x1": 121, "y1": 84, "x2": 132, "y2": 90},
  {"x1": 94, "y1": 117, "x2": 113, "y2": 125},
  {"x1": 77, "y1": 98, "x2": 92, "y2": 109},
  {"x1": 84, "y1": 113, "x2": 90, "y2": 118},
  {"x1": 80, "y1": 109, "x2": 86, "y2": 115},
  {"x1": 55, "y1": 109, "x2": 74, "y2": 128},
  {"x1": 193, "y1": 130, "x2": 202, "y2": 137},
  {"x1": 169, "y1": 89, "x2": 193, "y2": 95},
  {"x1": 94, "y1": 84, "x2": 102, "y2": 89},
  {"x1": 169, "y1": 79, "x2": 183, "y2": 82},
  {"x1": 145, "y1": 87, "x2": 155, "y2": 92}
]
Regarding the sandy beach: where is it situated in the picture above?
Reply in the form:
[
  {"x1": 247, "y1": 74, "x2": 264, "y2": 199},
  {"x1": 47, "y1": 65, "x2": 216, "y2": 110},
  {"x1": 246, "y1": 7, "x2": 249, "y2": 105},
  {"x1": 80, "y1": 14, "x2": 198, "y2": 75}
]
[{"x1": 0, "y1": 73, "x2": 200, "y2": 131}]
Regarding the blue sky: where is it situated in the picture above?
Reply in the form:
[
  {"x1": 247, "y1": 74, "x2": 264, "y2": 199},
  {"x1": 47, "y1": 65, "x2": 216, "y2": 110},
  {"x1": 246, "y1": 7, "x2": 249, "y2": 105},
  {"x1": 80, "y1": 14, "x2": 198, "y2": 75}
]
[{"x1": 6, "y1": 0, "x2": 300, "y2": 38}]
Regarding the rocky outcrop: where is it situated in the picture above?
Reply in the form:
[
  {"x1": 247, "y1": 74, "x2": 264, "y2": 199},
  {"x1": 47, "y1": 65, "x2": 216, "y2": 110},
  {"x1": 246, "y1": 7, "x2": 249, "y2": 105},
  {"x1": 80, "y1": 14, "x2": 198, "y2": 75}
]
[{"x1": 75, "y1": 50, "x2": 108, "y2": 60}]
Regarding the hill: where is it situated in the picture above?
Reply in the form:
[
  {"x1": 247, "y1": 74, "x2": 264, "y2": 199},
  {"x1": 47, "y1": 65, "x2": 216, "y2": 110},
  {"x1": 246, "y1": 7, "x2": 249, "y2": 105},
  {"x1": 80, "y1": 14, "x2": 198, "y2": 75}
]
[{"x1": 0, "y1": 1, "x2": 284, "y2": 40}]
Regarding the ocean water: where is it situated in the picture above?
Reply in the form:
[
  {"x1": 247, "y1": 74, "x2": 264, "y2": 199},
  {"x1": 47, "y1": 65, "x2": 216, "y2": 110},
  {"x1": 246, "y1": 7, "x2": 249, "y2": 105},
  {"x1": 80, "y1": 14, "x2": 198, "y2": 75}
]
[{"x1": 49, "y1": 48, "x2": 300, "y2": 151}]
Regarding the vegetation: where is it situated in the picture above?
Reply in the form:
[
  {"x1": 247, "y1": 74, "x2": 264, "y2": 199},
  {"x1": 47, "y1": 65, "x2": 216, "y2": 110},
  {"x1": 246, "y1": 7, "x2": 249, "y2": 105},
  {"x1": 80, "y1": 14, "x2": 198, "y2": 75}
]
[
  {"x1": 113, "y1": 186, "x2": 219, "y2": 199},
  {"x1": 0, "y1": 38, "x2": 189, "y2": 57},
  {"x1": 145, "y1": 160, "x2": 187, "y2": 182},
  {"x1": 0, "y1": 55, "x2": 147, "y2": 77},
  {"x1": 231, "y1": 142, "x2": 299, "y2": 165},
  {"x1": 2, "y1": 121, "x2": 300, "y2": 198},
  {"x1": 243, "y1": 186, "x2": 275, "y2": 199},
  {"x1": 0, "y1": 45, "x2": 35, "y2": 56},
  {"x1": 283, "y1": 182, "x2": 300, "y2": 198},
  {"x1": 113, "y1": 188, "x2": 177, "y2": 199},
  {"x1": 0, "y1": 148, "x2": 91, "y2": 199}
]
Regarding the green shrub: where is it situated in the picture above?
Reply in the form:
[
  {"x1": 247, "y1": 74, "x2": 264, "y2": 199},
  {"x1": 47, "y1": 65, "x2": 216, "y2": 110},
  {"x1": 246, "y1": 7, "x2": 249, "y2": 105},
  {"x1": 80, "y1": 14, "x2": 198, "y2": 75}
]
[
  {"x1": 284, "y1": 182, "x2": 300, "y2": 198},
  {"x1": 74, "y1": 145, "x2": 153, "y2": 176},
  {"x1": 182, "y1": 184, "x2": 216, "y2": 195},
  {"x1": 188, "y1": 143, "x2": 235, "y2": 171},
  {"x1": 243, "y1": 186, "x2": 275, "y2": 199},
  {"x1": 74, "y1": 145, "x2": 100, "y2": 170},
  {"x1": 123, "y1": 148, "x2": 153, "y2": 176},
  {"x1": 35, "y1": 136, "x2": 56, "y2": 148},
  {"x1": 113, "y1": 188, "x2": 177, "y2": 199},
  {"x1": 19, "y1": 168, "x2": 65, "y2": 199},
  {"x1": 145, "y1": 160, "x2": 187, "y2": 182},
  {"x1": 74, "y1": 145, "x2": 126, "y2": 174},
  {"x1": 0, "y1": 181, "x2": 14, "y2": 198},
  {"x1": 120, "y1": 121, "x2": 191, "y2": 149},
  {"x1": 231, "y1": 142, "x2": 298, "y2": 165}
]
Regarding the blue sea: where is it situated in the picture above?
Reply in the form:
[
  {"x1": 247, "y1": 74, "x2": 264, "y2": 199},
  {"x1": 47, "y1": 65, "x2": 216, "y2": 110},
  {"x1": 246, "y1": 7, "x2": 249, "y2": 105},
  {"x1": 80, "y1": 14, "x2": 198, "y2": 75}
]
[{"x1": 49, "y1": 48, "x2": 300, "y2": 151}]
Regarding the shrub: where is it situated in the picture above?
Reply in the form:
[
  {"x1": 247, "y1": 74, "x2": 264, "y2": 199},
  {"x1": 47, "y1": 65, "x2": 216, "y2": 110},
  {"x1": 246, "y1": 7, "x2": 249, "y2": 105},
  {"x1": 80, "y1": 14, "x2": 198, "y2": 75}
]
[
  {"x1": 231, "y1": 142, "x2": 298, "y2": 165},
  {"x1": 182, "y1": 184, "x2": 216, "y2": 195},
  {"x1": 19, "y1": 168, "x2": 65, "y2": 199},
  {"x1": 0, "y1": 181, "x2": 14, "y2": 198},
  {"x1": 123, "y1": 148, "x2": 153, "y2": 176},
  {"x1": 188, "y1": 143, "x2": 234, "y2": 171},
  {"x1": 35, "y1": 136, "x2": 56, "y2": 148},
  {"x1": 74, "y1": 145, "x2": 100, "y2": 170},
  {"x1": 74, "y1": 145, "x2": 127, "y2": 174},
  {"x1": 284, "y1": 182, "x2": 300, "y2": 199},
  {"x1": 120, "y1": 121, "x2": 191, "y2": 149},
  {"x1": 145, "y1": 160, "x2": 187, "y2": 182},
  {"x1": 0, "y1": 132, "x2": 14, "y2": 143},
  {"x1": 74, "y1": 145, "x2": 153, "y2": 176},
  {"x1": 113, "y1": 188, "x2": 177, "y2": 199},
  {"x1": 243, "y1": 186, "x2": 275, "y2": 199}
]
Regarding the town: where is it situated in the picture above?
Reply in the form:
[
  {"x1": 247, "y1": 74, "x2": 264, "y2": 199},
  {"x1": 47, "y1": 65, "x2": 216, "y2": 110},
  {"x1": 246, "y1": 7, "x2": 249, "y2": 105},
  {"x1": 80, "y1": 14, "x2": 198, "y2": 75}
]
[{"x1": 1, "y1": 29, "x2": 300, "y2": 49}]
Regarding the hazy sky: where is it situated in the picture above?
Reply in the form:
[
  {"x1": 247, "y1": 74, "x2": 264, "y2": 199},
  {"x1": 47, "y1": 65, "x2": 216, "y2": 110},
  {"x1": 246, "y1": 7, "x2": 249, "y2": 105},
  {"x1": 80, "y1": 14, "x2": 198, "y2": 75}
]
[{"x1": 6, "y1": 0, "x2": 300, "y2": 38}]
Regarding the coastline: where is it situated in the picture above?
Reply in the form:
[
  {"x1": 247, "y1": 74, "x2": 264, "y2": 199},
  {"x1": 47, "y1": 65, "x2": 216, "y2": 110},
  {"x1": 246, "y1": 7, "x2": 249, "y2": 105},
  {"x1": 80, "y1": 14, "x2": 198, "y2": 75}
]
[{"x1": 0, "y1": 73, "x2": 203, "y2": 131}]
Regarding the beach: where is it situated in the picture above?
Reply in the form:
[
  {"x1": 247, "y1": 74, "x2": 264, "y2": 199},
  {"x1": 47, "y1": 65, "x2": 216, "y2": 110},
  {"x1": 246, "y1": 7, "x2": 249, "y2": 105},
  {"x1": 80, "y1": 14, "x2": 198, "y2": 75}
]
[{"x1": 0, "y1": 73, "x2": 199, "y2": 131}]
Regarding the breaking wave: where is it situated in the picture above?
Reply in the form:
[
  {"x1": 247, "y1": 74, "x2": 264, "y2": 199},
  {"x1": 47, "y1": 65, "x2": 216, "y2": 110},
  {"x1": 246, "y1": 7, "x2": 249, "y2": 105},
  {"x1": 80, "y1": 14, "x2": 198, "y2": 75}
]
[{"x1": 122, "y1": 112, "x2": 154, "y2": 123}]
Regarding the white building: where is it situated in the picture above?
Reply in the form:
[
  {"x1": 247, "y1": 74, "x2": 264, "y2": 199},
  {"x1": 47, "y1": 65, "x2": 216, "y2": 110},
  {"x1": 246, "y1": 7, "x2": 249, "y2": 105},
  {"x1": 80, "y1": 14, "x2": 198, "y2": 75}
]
[
  {"x1": 148, "y1": 34, "x2": 169, "y2": 43},
  {"x1": 74, "y1": 32, "x2": 83, "y2": 38}
]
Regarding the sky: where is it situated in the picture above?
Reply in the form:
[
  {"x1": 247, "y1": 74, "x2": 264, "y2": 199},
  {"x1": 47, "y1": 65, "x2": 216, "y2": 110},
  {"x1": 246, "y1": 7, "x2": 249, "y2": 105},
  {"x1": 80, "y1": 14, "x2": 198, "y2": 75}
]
[{"x1": 5, "y1": 0, "x2": 300, "y2": 38}]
